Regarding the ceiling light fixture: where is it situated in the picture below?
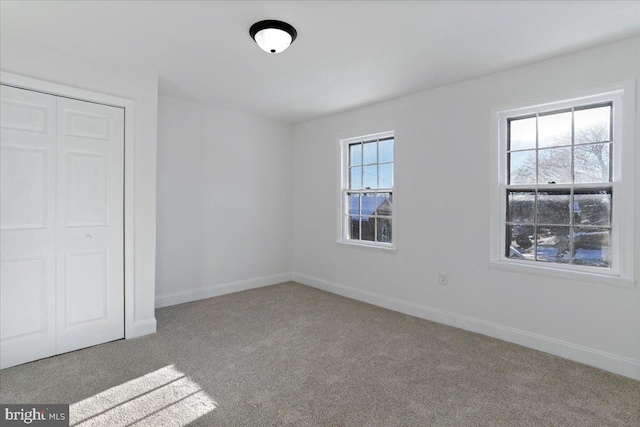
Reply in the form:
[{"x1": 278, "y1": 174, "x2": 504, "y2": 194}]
[{"x1": 249, "y1": 20, "x2": 297, "y2": 54}]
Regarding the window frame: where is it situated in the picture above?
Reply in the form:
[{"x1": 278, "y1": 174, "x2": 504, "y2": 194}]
[
  {"x1": 338, "y1": 129, "x2": 397, "y2": 251},
  {"x1": 490, "y1": 82, "x2": 635, "y2": 287}
]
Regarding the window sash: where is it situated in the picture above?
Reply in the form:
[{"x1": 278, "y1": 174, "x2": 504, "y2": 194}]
[
  {"x1": 499, "y1": 180, "x2": 622, "y2": 274},
  {"x1": 507, "y1": 102, "x2": 613, "y2": 186},
  {"x1": 343, "y1": 190, "x2": 393, "y2": 243},
  {"x1": 504, "y1": 185, "x2": 612, "y2": 265},
  {"x1": 348, "y1": 136, "x2": 394, "y2": 191}
]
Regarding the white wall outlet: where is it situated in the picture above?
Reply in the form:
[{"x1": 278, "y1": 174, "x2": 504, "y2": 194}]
[{"x1": 438, "y1": 272, "x2": 448, "y2": 286}]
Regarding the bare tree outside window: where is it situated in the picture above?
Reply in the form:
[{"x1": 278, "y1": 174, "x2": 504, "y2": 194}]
[{"x1": 511, "y1": 121, "x2": 611, "y2": 184}]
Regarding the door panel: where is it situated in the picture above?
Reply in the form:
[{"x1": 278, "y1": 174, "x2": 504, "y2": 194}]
[
  {"x1": 0, "y1": 97, "x2": 48, "y2": 133},
  {"x1": 55, "y1": 97, "x2": 124, "y2": 354},
  {"x1": 0, "y1": 146, "x2": 48, "y2": 229},
  {"x1": 65, "y1": 152, "x2": 108, "y2": 226},
  {"x1": 65, "y1": 250, "x2": 109, "y2": 326},
  {"x1": 0, "y1": 85, "x2": 57, "y2": 369},
  {"x1": 1, "y1": 257, "x2": 46, "y2": 338}
]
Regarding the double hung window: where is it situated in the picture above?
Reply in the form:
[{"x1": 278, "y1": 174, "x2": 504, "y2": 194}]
[
  {"x1": 506, "y1": 103, "x2": 613, "y2": 267},
  {"x1": 492, "y1": 82, "x2": 635, "y2": 284},
  {"x1": 340, "y1": 131, "x2": 395, "y2": 248}
]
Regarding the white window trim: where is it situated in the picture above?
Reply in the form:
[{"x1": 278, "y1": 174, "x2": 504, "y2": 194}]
[
  {"x1": 489, "y1": 81, "x2": 636, "y2": 287},
  {"x1": 337, "y1": 127, "x2": 398, "y2": 251}
]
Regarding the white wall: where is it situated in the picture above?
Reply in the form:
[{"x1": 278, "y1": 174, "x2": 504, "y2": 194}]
[
  {"x1": 291, "y1": 36, "x2": 640, "y2": 379},
  {"x1": 155, "y1": 95, "x2": 293, "y2": 307},
  {"x1": 0, "y1": 34, "x2": 159, "y2": 337}
]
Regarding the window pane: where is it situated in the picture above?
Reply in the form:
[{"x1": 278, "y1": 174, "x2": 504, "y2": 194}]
[
  {"x1": 379, "y1": 139, "x2": 394, "y2": 163},
  {"x1": 361, "y1": 216, "x2": 375, "y2": 241},
  {"x1": 348, "y1": 194, "x2": 360, "y2": 215},
  {"x1": 538, "y1": 111, "x2": 572, "y2": 148},
  {"x1": 509, "y1": 117, "x2": 536, "y2": 151},
  {"x1": 363, "y1": 141, "x2": 377, "y2": 164},
  {"x1": 536, "y1": 226, "x2": 571, "y2": 263},
  {"x1": 575, "y1": 105, "x2": 611, "y2": 144},
  {"x1": 349, "y1": 216, "x2": 360, "y2": 240},
  {"x1": 574, "y1": 143, "x2": 610, "y2": 183},
  {"x1": 361, "y1": 193, "x2": 376, "y2": 219},
  {"x1": 350, "y1": 143, "x2": 362, "y2": 166},
  {"x1": 350, "y1": 167, "x2": 362, "y2": 189},
  {"x1": 537, "y1": 191, "x2": 570, "y2": 225},
  {"x1": 379, "y1": 163, "x2": 393, "y2": 188},
  {"x1": 509, "y1": 150, "x2": 536, "y2": 185},
  {"x1": 506, "y1": 225, "x2": 535, "y2": 260},
  {"x1": 363, "y1": 165, "x2": 377, "y2": 188},
  {"x1": 574, "y1": 190, "x2": 611, "y2": 226},
  {"x1": 376, "y1": 217, "x2": 392, "y2": 243},
  {"x1": 573, "y1": 228, "x2": 610, "y2": 267},
  {"x1": 375, "y1": 192, "x2": 392, "y2": 216},
  {"x1": 507, "y1": 191, "x2": 535, "y2": 223},
  {"x1": 538, "y1": 147, "x2": 571, "y2": 184}
]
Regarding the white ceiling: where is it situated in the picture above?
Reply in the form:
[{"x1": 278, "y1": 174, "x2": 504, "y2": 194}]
[{"x1": 1, "y1": 1, "x2": 639, "y2": 123}]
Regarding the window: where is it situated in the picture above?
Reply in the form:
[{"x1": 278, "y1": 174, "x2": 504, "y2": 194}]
[
  {"x1": 491, "y1": 82, "x2": 635, "y2": 285},
  {"x1": 340, "y1": 130, "x2": 395, "y2": 248}
]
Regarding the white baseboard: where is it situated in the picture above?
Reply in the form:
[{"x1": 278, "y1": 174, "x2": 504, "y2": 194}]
[
  {"x1": 128, "y1": 318, "x2": 157, "y2": 338},
  {"x1": 292, "y1": 272, "x2": 640, "y2": 381},
  {"x1": 155, "y1": 272, "x2": 294, "y2": 309}
]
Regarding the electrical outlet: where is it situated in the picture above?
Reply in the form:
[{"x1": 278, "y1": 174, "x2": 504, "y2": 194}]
[{"x1": 438, "y1": 272, "x2": 448, "y2": 286}]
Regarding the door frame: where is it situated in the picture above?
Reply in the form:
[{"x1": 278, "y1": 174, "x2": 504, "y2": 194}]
[{"x1": 1, "y1": 71, "x2": 136, "y2": 339}]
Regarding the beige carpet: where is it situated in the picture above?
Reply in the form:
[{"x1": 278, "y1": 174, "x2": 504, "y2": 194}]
[{"x1": 1, "y1": 282, "x2": 639, "y2": 426}]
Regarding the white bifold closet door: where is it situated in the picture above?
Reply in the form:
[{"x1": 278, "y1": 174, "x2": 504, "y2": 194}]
[{"x1": 0, "y1": 85, "x2": 124, "y2": 369}]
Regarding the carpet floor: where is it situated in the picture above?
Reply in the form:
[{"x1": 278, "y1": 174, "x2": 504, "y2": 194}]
[{"x1": 1, "y1": 282, "x2": 639, "y2": 426}]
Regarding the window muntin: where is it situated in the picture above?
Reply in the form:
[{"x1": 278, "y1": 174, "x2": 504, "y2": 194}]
[
  {"x1": 504, "y1": 102, "x2": 614, "y2": 269},
  {"x1": 342, "y1": 134, "x2": 394, "y2": 245}
]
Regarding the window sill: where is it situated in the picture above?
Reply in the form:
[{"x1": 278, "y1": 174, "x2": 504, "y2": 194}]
[
  {"x1": 488, "y1": 260, "x2": 635, "y2": 288},
  {"x1": 337, "y1": 240, "x2": 397, "y2": 252}
]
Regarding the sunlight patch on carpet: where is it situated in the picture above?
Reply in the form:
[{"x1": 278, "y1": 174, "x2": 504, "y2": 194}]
[{"x1": 70, "y1": 365, "x2": 217, "y2": 426}]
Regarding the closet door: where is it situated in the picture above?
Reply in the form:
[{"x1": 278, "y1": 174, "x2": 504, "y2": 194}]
[
  {"x1": 55, "y1": 97, "x2": 124, "y2": 354},
  {"x1": 0, "y1": 85, "x2": 57, "y2": 369}
]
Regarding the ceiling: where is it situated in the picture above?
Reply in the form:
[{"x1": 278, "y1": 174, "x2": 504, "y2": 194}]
[{"x1": 1, "y1": 1, "x2": 639, "y2": 123}]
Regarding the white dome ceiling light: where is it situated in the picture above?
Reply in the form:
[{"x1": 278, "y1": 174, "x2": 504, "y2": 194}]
[{"x1": 249, "y1": 20, "x2": 297, "y2": 54}]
